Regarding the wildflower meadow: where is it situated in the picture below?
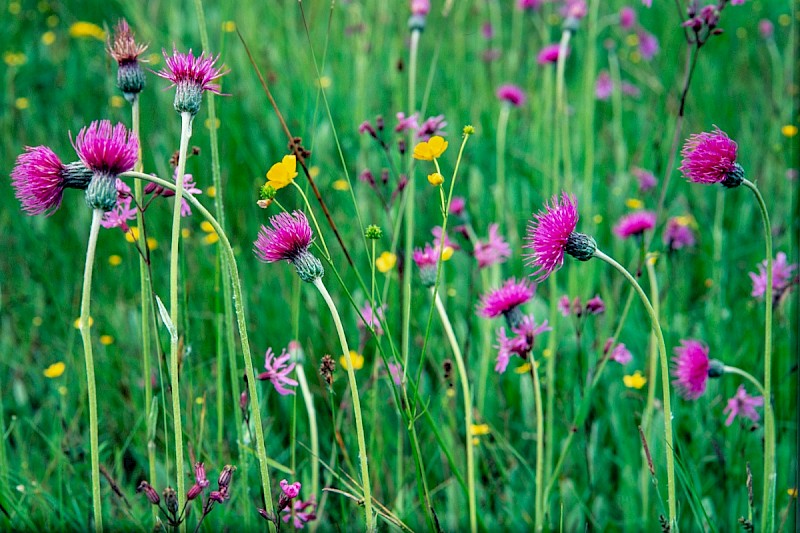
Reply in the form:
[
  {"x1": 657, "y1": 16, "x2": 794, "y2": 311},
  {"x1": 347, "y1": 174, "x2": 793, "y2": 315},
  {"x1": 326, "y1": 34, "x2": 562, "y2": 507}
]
[{"x1": 2, "y1": 0, "x2": 798, "y2": 531}]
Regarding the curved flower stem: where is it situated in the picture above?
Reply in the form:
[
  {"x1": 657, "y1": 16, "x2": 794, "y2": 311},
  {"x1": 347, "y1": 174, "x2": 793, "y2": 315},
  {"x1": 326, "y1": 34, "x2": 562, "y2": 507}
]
[
  {"x1": 640, "y1": 256, "x2": 660, "y2": 522},
  {"x1": 741, "y1": 178, "x2": 775, "y2": 533},
  {"x1": 291, "y1": 180, "x2": 331, "y2": 260},
  {"x1": 123, "y1": 170, "x2": 277, "y2": 531},
  {"x1": 592, "y1": 249, "x2": 676, "y2": 530},
  {"x1": 723, "y1": 366, "x2": 767, "y2": 398},
  {"x1": 79, "y1": 209, "x2": 103, "y2": 533},
  {"x1": 168, "y1": 111, "x2": 193, "y2": 517},
  {"x1": 432, "y1": 291, "x2": 476, "y2": 533},
  {"x1": 530, "y1": 356, "x2": 545, "y2": 533},
  {"x1": 312, "y1": 278, "x2": 374, "y2": 531}
]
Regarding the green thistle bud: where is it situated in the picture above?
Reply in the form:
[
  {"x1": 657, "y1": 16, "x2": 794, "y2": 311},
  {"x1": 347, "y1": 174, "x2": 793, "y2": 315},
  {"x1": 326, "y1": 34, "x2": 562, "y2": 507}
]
[{"x1": 365, "y1": 225, "x2": 383, "y2": 240}]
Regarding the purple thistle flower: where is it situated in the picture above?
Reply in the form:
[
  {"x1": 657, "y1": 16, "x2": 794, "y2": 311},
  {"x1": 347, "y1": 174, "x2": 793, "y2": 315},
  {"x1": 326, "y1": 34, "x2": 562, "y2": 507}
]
[
  {"x1": 254, "y1": 211, "x2": 323, "y2": 282},
  {"x1": 72, "y1": 120, "x2": 138, "y2": 177},
  {"x1": 10, "y1": 146, "x2": 74, "y2": 216},
  {"x1": 637, "y1": 30, "x2": 659, "y2": 60},
  {"x1": 410, "y1": 0, "x2": 430, "y2": 16},
  {"x1": 632, "y1": 167, "x2": 658, "y2": 191},
  {"x1": 494, "y1": 314, "x2": 550, "y2": 373},
  {"x1": 474, "y1": 223, "x2": 511, "y2": 269},
  {"x1": 417, "y1": 114, "x2": 448, "y2": 141},
  {"x1": 257, "y1": 347, "x2": 298, "y2": 396},
  {"x1": 595, "y1": 71, "x2": 613, "y2": 100},
  {"x1": 586, "y1": 294, "x2": 605, "y2": 314},
  {"x1": 610, "y1": 342, "x2": 632, "y2": 365},
  {"x1": 282, "y1": 498, "x2": 317, "y2": 529},
  {"x1": 723, "y1": 385, "x2": 763, "y2": 426},
  {"x1": 156, "y1": 46, "x2": 228, "y2": 115},
  {"x1": 663, "y1": 217, "x2": 697, "y2": 250},
  {"x1": 100, "y1": 179, "x2": 138, "y2": 230},
  {"x1": 672, "y1": 339, "x2": 710, "y2": 400},
  {"x1": 524, "y1": 192, "x2": 595, "y2": 281},
  {"x1": 619, "y1": 6, "x2": 636, "y2": 28},
  {"x1": 496, "y1": 84, "x2": 527, "y2": 107},
  {"x1": 749, "y1": 252, "x2": 798, "y2": 299},
  {"x1": 679, "y1": 126, "x2": 743, "y2": 187},
  {"x1": 478, "y1": 278, "x2": 535, "y2": 319},
  {"x1": 613, "y1": 211, "x2": 656, "y2": 239},
  {"x1": 537, "y1": 43, "x2": 567, "y2": 65}
]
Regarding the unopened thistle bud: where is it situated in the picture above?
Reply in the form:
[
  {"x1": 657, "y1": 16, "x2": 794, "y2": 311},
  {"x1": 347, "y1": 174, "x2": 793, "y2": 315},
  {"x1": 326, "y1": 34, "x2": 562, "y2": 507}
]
[
  {"x1": 163, "y1": 487, "x2": 179, "y2": 515},
  {"x1": 107, "y1": 19, "x2": 148, "y2": 102},
  {"x1": 564, "y1": 232, "x2": 597, "y2": 261}
]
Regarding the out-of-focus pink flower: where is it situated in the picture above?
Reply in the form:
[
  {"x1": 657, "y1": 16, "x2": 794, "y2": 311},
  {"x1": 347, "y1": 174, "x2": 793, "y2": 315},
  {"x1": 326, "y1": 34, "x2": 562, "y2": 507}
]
[
  {"x1": 395, "y1": 112, "x2": 419, "y2": 133},
  {"x1": 449, "y1": 196, "x2": 466, "y2": 217},
  {"x1": 497, "y1": 84, "x2": 527, "y2": 107},
  {"x1": 411, "y1": 0, "x2": 430, "y2": 16},
  {"x1": 474, "y1": 223, "x2": 511, "y2": 269},
  {"x1": 749, "y1": 252, "x2": 798, "y2": 299},
  {"x1": 637, "y1": 31, "x2": 659, "y2": 60},
  {"x1": 758, "y1": 19, "x2": 774, "y2": 39},
  {"x1": 595, "y1": 71, "x2": 613, "y2": 100},
  {"x1": 613, "y1": 211, "x2": 656, "y2": 239},
  {"x1": 619, "y1": 6, "x2": 636, "y2": 28},
  {"x1": 723, "y1": 385, "x2": 763, "y2": 426},
  {"x1": 537, "y1": 43, "x2": 567, "y2": 65},
  {"x1": 632, "y1": 167, "x2": 657, "y2": 191},
  {"x1": 663, "y1": 217, "x2": 696, "y2": 250},
  {"x1": 610, "y1": 343, "x2": 632, "y2": 365},
  {"x1": 494, "y1": 314, "x2": 550, "y2": 373}
]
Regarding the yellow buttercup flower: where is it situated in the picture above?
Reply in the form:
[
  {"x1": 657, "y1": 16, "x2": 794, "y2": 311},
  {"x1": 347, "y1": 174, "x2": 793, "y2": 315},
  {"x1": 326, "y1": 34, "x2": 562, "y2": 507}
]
[
  {"x1": 15, "y1": 98, "x2": 29, "y2": 110},
  {"x1": 788, "y1": 488, "x2": 798, "y2": 498},
  {"x1": 376, "y1": 251, "x2": 397, "y2": 273},
  {"x1": 266, "y1": 155, "x2": 298, "y2": 190},
  {"x1": 623, "y1": 370, "x2": 647, "y2": 389},
  {"x1": 413, "y1": 136, "x2": 448, "y2": 161},
  {"x1": 44, "y1": 362, "x2": 65, "y2": 378},
  {"x1": 41, "y1": 31, "x2": 56, "y2": 46},
  {"x1": 625, "y1": 198, "x2": 643, "y2": 209},
  {"x1": 471, "y1": 424, "x2": 490, "y2": 436},
  {"x1": 427, "y1": 172, "x2": 444, "y2": 186},
  {"x1": 69, "y1": 21, "x2": 105, "y2": 41},
  {"x1": 3, "y1": 52, "x2": 27, "y2": 67},
  {"x1": 109, "y1": 255, "x2": 122, "y2": 266},
  {"x1": 125, "y1": 227, "x2": 140, "y2": 243},
  {"x1": 181, "y1": 228, "x2": 191, "y2": 239},
  {"x1": 100, "y1": 335, "x2": 114, "y2": 346},
  {"x1": 332, "y1": 179, "x2": 350, "y2": 191},
  {"x1": 339, "y1": 350, "x2": 364, "y2": 370},
  {"x1": 200, "y1": 221, "x2": 215, "y2": 233},
  {"x1": 203, "y1": 232, "x2": 220, "y2": 245},
  {"x1": 206, "y1": 186, "x2": 216, "y2": 198},
  {"x1": 222, "y1": 21, "x2": 236, "y2": 32},
  {"x1": 781, "y1": 125, "x2": 798, "y2": 138},
  {"x1": 440, "y1": 246, "x2": 454, "y2": 261},
  {"x1": 146, "y1": 237, "x2": 158, "y2": 250}
]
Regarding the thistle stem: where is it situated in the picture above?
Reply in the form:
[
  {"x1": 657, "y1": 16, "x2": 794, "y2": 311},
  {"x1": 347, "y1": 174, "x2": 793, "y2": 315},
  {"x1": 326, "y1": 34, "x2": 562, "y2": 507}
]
[
  {"x1": 592, "y1": 249, "x2": 676, "y2": 530},
  {"x1": 79, "y1": 209, "x2": 103, "y2": 533},
  {"x1": 495, "y1": 103, "x2": 511, "y2": 235},
  {"x1": 741, "y1": 178, "x2": 775, "y2": 533},
  {"x1": 531, "y1": 355, "x2": 545, "y2": 533},
  {"x1": 312, "y1": 278, "x2": 374, "y2": 531},
  {"x1": 722, "y1": 366, "x2": 767, "y2": 398},
  {"x1": 432, "y1": 291, "x2": 476, "y2": 533},
  {"x1": 641, "y1": 256, "x2": 660, "y2": 523},
  {"x1": 295, "y1": 363, "x2": 320, "y2": 501}
]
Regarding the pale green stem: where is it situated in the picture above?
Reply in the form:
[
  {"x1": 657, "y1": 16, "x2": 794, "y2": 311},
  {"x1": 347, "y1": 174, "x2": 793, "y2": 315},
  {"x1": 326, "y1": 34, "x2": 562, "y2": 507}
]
[
  {"x1": 723, "y1": 366, "x2": 767, "y2": 398},
  {"x1": 531, "y1": 356, "x2": 545, "y2": 533},
  {"x1": 608, "y1": 49, "x2": 627, "y2": 179},
  {"x1": 291, "y1": 180, "x2": 331, "y2": 260},
  {"x1": 432, "y1": 291, "x2": 476, "y2": 533},
  {"x1": 130, "y1": 96, "x2": 157, "y2": 514},
  {"x1": 476, "y1": 268, "x2": 498, "y2": 414},
  {"x1": 742, "y1": 178, "x2": 775, "y2": 533},
  {"x1": 312, "y1": 278, "x2": 374, "y2": 531},
  {"x1": 555, "y1": 29, "x2": 573, "y2": 192},
  {"x1": 79, "y1": 209, "x2": 103, "y2": 533},
  {"x1": 495, "y1": 103, "x2": 511, "y2": 235},
  {"x1": 169, "y1": 111, "x2": 192, "y2": 517},
  {"x1": 641, "y1": 257, "x2": 660, "y2": 522},
  {"x1": 542, "y1": 274, "x2": 557, "y2": 513},
  {"x1": 295, "y1": 364, "x2": 319, "y2": 501},
  {"x1": 581, "y1": 0, "x2": 599, "y2": 204},
  {"x1": 123, "y1": 170, "x2": 277, "y2": 531},
  {"x1": 593, "y1": 249, "x2": 676, "y2": 530}
]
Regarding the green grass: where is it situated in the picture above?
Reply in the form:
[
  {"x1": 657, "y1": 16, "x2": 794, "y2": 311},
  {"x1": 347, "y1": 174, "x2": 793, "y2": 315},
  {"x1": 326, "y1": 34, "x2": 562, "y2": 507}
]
[{"x1": 1, "y1": 0, "x2": 797, "y2": 531}]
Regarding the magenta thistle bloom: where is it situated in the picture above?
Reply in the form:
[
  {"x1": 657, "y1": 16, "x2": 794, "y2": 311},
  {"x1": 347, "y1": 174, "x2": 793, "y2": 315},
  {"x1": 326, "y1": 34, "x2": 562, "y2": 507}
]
[
  {"x1": 723, "y1": 385, "x2": 763, "y2": 426},
  {"x1": 613, "y1": 210, "x2": 656, "y2": 239},
  {"x1": 10, "y1": 146, "x2": 90, "y2": 216},
  {"x1": 663, "y1": 217, "x2": 697, "y2": 250},
  {"x1": 257, "y1": 347, "x2": 298, "y2": 396},
  {"x1": 632, "y1": 167, "x2": 658, "y2": 191},
  {"x1": 518, "y1": 0, "x2": 544, "y2": 10},
  {"x1": 478, "y1": 278, "x2": 535, "y2": 325},
  {"x1": 497, "y1": 84, "x2": 527, "y2": 107},
  {"x1": 586, "y1": 294, "x2": 605, "y2": 314},
  {"x1": 749, "y1": 252, "x2": 798, "y2": 299},
  {"x1": 619, "y1": 6, "x2": 636, "y2": 28},
  {"x1": 254, "y1": 211, "x2": 323, "y2": 282},
  {"x1": 156, "y1": 46, "x2": 228, "y2": 115},
  {"x1": 494, "y1": 314, "x2": 550, "y2": 373},
  {"x1": 537, "y1": 43, "x2": 567, "y2": 65},
  {"x1": 474, "y1": 223, "x2": 511, "y2": 269},
  {"x1": 679, "y1": 126, "x2": 743, "y2": 187},
  {"x1": 282, "y1": 498, "x2": 317, "y2": 529},
  {"x1": 524, "y1": 192, "x2": 595, "y2": 281},
  {"x1": 672, "y1": 339, "x2": 710, "y2": 400},
  {"x1": 610, "y1": 342, "x2": 632, "y2": 365}
]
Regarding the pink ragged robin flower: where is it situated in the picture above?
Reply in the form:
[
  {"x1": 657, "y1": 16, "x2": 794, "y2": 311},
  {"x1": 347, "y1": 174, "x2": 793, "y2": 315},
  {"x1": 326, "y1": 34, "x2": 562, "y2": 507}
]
[
  {"x1": 100, "y1": 179, "x2": 137, "y2": 230},
  {"x1": 474, "y1": 223, "x2": 511, "y2": 269},
  {"x1": 496, "y1": 84, "x2": 527, "y2": 107},
  {"x1": 595, "y1": 71, "x2": 613, "y2": 100},
  {"x1": 156, "y1": 46, "x2": 228, "y2": 115},
  {"x1": 632, "y1": 167, "x2": 658, "y2": 191},
  {"x1": 749, "y1": 251, "x2": 798, "y2": 300},
  {"x1": 478, "y1": 278, "x2": 535, "y2": 329},
  {"x1": 610, "y1": 342, "x2": 632, "y2": 365},
  {"x1": 357, "y1": 302, "x2": 386, "y2": 336},
  {"x1": 417, "y1": 114, "x2": 448, "y2": 141},
  {"x1": 537, "y1": 43, "x2": 567, "y2": 65},
  {"x1": 723, "y1": 385, "x2": 763, "y2": 426},
  {"x1": 557, "y1": 295, "x2": 572, "y2": 317},
  {"x1": 395, "y1": 112, "x2": 419, "y2": 133},
  {"x1": 107, "y1": 19, "x2": 148, "y2": 98},
  {"x1": 613, "y1": 211, "x2": 656, "y2": 239},
  {"x1": 663, "y1": 216, "x2": 697, "y2": 250},
  {"x1": 254, "y1": 211, "x2": 324, "y2": 283},
  {"x1": 11, "y1": 146, "x2": 92, "y2": 215},
  {"x1": 585, "y1": 294, "x2": 605, "y2": 314},
  {"x1": 282, "y1": 498, "x2": 317, "y2": 529},
  {"x1": 276, "y1": 479, "x2": 302, "y2": 513},
  {"x1": 524, "y1": 192, "x2": 596, "y2": 281},
  {"x1": 257, "y1": 347, "x2": 298, "y2": 396},
  {"x1": 494, "y1": 314, "x2": 550, "y2": 373},
  {"x1": 637, "y1": 30, "x2": 659, "y2": 60},
  {"x1": 679, "y1": 126, "x2": 743, "y2": 187},
  {"x1": 672, "y1": 339, "x2": 711, "y2": 400}
]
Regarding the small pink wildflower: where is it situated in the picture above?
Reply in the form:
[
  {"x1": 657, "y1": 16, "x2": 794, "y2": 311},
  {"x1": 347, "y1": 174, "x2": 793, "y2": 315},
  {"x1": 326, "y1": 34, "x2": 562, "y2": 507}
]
[
  {"x1": 610, "y1": 343, "x2": 632, "y2": 365},
  {"x1": 595, "y1": 71, "x2": 613, "y2": 100},
  {"x1": 282, "y1": 498, "x2": 317, "y2": 529},
  {"x1": 100, "y1": 179, "x2": 137, "y2": 230},
  {"x1": 494, "y1": 315, "x2": 550, "y2": 373},
  {"x1": 663, "y1": 217, "x2": 696, "y2": 250},
  {"x1": 585, "y1": 295, "x2": 605, "y2": 314},
  {"x1": 537, "y1": 43, "x2": 567, "y2": 65},
  {"x1": 474, "y1": 223, "x2": 511, "y2": 268},
  {"x1": 619, "y1": 6, "x2": 636, "y2": 28},
  {"x1": 632, "y1": 167, "x2": 658, "y2": 191},
  {"x1": 395, "y1": 112, "x2": 419, "y2": 133},
  {"x1": 749, "y1": 252, "x2": 798, "y2": 299},
  {"x1": 417, "y1": 114, "x2": 448, "y2": 141},
  {"x1": 723, "y1": 385, "x2": 763, "y2": 426},
  {"x1": 257, "y1": 348, "x2": 298, "y2": 396},
  {"x1": 637, "y1": 31, "x2": 659, "y2": 60},
  {"x1": 449, "y1": 196, "x2": 466, "y2": 217},
  {"x1": 358, "y1": 302, "x2": 386, "y2": 336},
  {"x1": 496, "y1": 84, "x2": 527, "y2": 107},
  {"x1": 478, "y1": 278, "x2": 535, "y2": 319}
]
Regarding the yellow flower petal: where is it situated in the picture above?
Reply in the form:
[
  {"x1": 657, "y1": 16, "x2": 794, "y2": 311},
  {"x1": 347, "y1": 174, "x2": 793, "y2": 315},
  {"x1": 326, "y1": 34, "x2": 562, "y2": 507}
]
[
  {"x1": 339, "y1": 350, "x2": 364, "y2": 370},
  {"x1": 413, "y1": 136, "x2": 449, "y2": 160},
  {"x1": 146, "y1": 237, "x2": 158, "y2": 250},
  {"x1": 181, "y1": 228, "x2": 191, "y2": 238},
  {"x1": 625, "y1": 198, "x2": 643, "y2": 209},
  {"x1": 441, "y1": 246, "x2": 454, "y2": 261},
  {"x1": 515, "y1": 363, "x2": 532, "y2": 374},
  {"x1": 41, "y1": 31, "x2": 56, "y2": 46},
  {"x1": 200, "y1": 221, "x2": 215, "y2": 233},
  {"x1": 99, "y1": 335, "x2": 114, "y2": 346},
  {"x1": 427, "y1": 172, "x2": 444, "y2": 186},
  {"x1": 125, "y1": 227, "x2": 140, "y2": 243},
  {"x1": 781, "y1": 125, "x2": 798, "y2": 138},
  {"x1": 332, "y1": 179, "x2": 350, "y2": 191},
  {"x1": 471, "y1": 424, "x2": 490, "y2": 436},
  {"x1": 266, "y1": 155, "x2": 298, "y2": 190},
  {"x1": 376, "y1": 251, "x2": 397, "y2": 273},
  {"x1": 623, "y1": 370, "x2": 647, "y2": 389},
  {"x1": 206, "y1": 186, "x2": 216, "y2": 198},
  {"x1": 15, "y1": 97, "x2": 29, "y2": 110},
  {"x1": 222, "y1": 21, "x2": 236, "y2": 32},
  {"x1": 44, "y1": 362, "x2": 65, "y2": 378},
  {"x1": 68, "y1": 21, "x2": 105, "y2": 41},
  {"x1": 788, "y1": 488, "x2": 798, "y2": 498},
  {"x1": 203, "y1": 232, "x2": 220, "y2": 245}
]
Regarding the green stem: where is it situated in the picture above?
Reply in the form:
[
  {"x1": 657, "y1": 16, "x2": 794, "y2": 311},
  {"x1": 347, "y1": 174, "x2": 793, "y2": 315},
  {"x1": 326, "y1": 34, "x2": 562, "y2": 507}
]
[
  {"x1": 123, "y1": 170, "x2": 277, "y2": 531},
  {"x1": 593, "y1": 249, "x2": 676, "y2": 530},
  {"x1": 530, "y1": 355, "x2": 546, "y2": 533},
  {"x1": 79, "y1": 209, "x2": 103, "y2": 533},
  {"x1": 312, "y1": 278, "x2": 374, "y2": 531},
  {"x1": 432, "y1": 291, "x2": 476, "y2": 533},
  {"x1": 641, "y1": 256, "x2": 660, "y2": 523},
  {"x1": 722, "y1": 366, "x2": 767, "y2": 398},
  {"x1": 495, "y1": 103, "x2": 511, "y2": 235},
  {"x1": 295, "y1": 361, "x2": 319, "y2": 501},
  {"x1": 555, "y1": 29, "x2": 573, "y2": 193},
  {"x1": 169, "y1": 111, "x2": 192, "y2": 518},
  {"x1": 403, "y1": 27, "x2": 420, "y2": 372},
  {"x1": 581, "y1": 0, "x2": 599, "y2": 204},
  {"x1": 742, "y1": 178, "x2": 775, "y2": 533}
]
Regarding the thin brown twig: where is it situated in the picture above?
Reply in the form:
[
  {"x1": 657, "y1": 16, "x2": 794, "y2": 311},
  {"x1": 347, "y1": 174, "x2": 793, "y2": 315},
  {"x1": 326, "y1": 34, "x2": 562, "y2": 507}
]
[
  {"x1": 235, "y1": 28, "x2": 355, "y2": 268},
  {"x1": 99, "y1": 464, "x2": 132, "y2": 509}
]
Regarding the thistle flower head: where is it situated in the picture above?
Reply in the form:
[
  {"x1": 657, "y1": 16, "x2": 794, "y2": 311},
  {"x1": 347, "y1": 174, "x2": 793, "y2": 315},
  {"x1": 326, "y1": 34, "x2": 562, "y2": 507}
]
[
  {"x1": 496, "y1": 84, "x2": 527, "y2": 107},
  {"x1": 525, "y1": 192, "x2": 594, "y2": 281},
  {"x1": 11, "y1": 146, "x2": 67, "y2": 215},
  {"x1": 672, "y1": 339, "x2": 710, "y2": 400},
  {"x1": 413, "y1": 243, "x2": 442, "y2": 287},
  {"x1": 613, "y1": 210, "x2": 656, "y2": 239},
  {"x1": 156, "y1": 46, "x2": 229, "y2": 115},
  {"x1": 679, "y1": 126, "x2": 743, "y2": 187},
  {"x1": 254, "y1": 211, "x2": 323, "y2": 282},
  {"x1": 478, "y1": 277, "x2": 535, "y2": 323},
  {"x1": 537, "y1": 43, "x2": 568, "y2": 65},
  {"x1": 107, "y1": 19, "x2": 148, "y2": 98}
]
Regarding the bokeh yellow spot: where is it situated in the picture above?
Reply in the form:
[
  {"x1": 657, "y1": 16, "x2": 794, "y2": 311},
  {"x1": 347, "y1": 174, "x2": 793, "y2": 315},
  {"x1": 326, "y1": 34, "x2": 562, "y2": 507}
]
[
  {"x1": 58, "y1": 386, "x2": 67, "y2": 396},
  {"x1": 222, "y1": 21, "x2": 236, "y2": 32},
  {"x1": 147, "y1": 53, "x2": 161, "y2": 65},
  {"x1": 441, "y1": 246, "x2": 454, "y2": 261},
  {"x1": 547, "y1": 13, "x2": 559, "y2": 25},
  {"x1": 32, "y1": 316, "x2": 43, "y2": 327},
  {"x1": 110, "y1": 95, "x2": 125, "y2": 108},
  {"x1": 788, "y1": 488, "x2": 798, "y2": 498},
  {"x1": 8, "y1": 1, "x2": 20, "y2": 14},
  {"x1": 646, "y1": 253, "x2": 659, "y2": 266},
  {"x1": 778, "y1": 14, "x2": 790, "y2": 26},
  {"x1": 447, "y1": 287, "x2": 456, "y2": 297},
  {"x1": 625, "y1": 34, "x2": 639, "y2": 47},
  {"x1": 206, "y1": 186, "x2": 216, "y2": 198},
  {"x1": 515, "y1": 363, "x2": 532, "y2": 374},
  {"x1": 109, "y1": 254, "x2": 122, "y2": 266},
  {"x1": 317, "y1": 76, "x2": 332, "y2": 89},
  {"x1": 332, "y1": 179, "x2": 349, "y2": 191},
  {"x1": 200, "y1": 221, "x2": 215, "y2": 233},
  {"x1": 69, "y1": 21, "x2": 105, "y2": 41},
  {"x1": 100, "y1": 335, "x2": 114, "y2": 346},
  {"x1": 73, "y1": 317, "x2": 94, "y2": 329},
  {"x1": 181, "y1": 228, "x2": 191, "y2": 239},
  {"x1": 593, "y1": 214, "x2": 603, "y2": 224},
  {"x1": 309, "y1": 166, "x2": 320, "y2": 178},
  {"x1": 625, "y1": 198, "x2": 643, "y2": 209},
  {"x1": 736, "y1": 27, "x2": 747, "y2": 39},
  {"x1": 4, "y1": 52, "x2": 27, "y2": 67},
  {"x1": 125, "y1": 227, "x2": 140, "y2": 243},
  {"x1": 629, "y1": 51, "x2": 641, "y2": 64},
  {"x1": 146, "y1": 237, "x2": 158, "y2": 250},
  {"x1": 674, "y1": 215, "x2": 695, "y2": 227},
  {"x1": 205, "y1": 118, "x2": 221, "y2": 130},
  {"x1": 704, "y1": 278, "x2": 713, "y2": 288},
  {"x1": 472, "y1": 437, "x2": 480, "y2": 446},
  {"x1": 781, "y1": 125, "x2": 798, "y2": 138},
  {"x1": 376, "y1": 251, "x2": 397, "y2": 273},
  {"x1": 195, "y1": 396, "x2": 205, "y2": 405},
  {"x1": 542, "y1": 348, "x2": 552, "y2": 359},
  {"x1": 37, "y1": 0, "x2": 48, "y2": 12},
  {"x1": 339, "y1": 350, "x2": 364, "y2": 370},
  {"x1": 15, "y1": 97, "x2": 29, "y2": 110},
  {"x1": 471, "y1": 424, "x2": 490, "y2": 436},
  {"x1": 41, "y1": 31, "x2": 56, "y2": 46},
  {"x1": 46, "y1": 15, "x2": 58, "y2": 27},
  {"x1": 446, "y1": 388, "x2": 456, "y2": 398},
  {"x1": 203, "y1": 232, "x2": 219, "y2": 245},
  {"x1": 44, "y1": 362, "x2": 66, "y2": 378},
  {"x1": 623, "y1": 370, "x2": 647, "y2": 389}
]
